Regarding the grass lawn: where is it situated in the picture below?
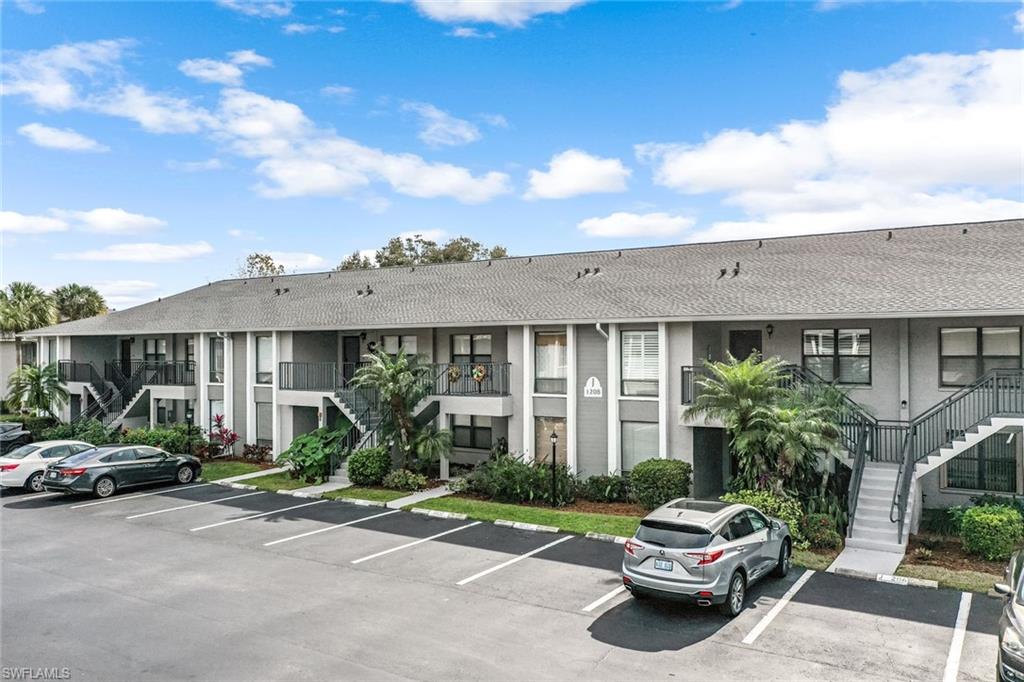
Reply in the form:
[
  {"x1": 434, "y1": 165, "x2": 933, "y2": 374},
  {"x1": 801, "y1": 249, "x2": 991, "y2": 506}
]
[
  {"x1": 323, "y1": 487, "x2": 409, "y2": 503},
  {"x1": 411, "y1": 497, "x2": 642, "y2": 538},
  {"x1": 240, "y1": 471, "x2": 312, "y2": 492},
  {"x1": 896, "y1": 564, "x2": 1001, "y2": 593},
  {"x1": 793, "y1": 548, "x2": 839, "y2": 571},
  {"x1": 199, "y1": 461, "x2": 265, "y2": 481}
]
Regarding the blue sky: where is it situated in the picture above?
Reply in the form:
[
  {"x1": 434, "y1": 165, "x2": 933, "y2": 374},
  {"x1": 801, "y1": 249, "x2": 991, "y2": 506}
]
[{"x1": 2, "y1": 0, "x2": 1022, "y2": 309}]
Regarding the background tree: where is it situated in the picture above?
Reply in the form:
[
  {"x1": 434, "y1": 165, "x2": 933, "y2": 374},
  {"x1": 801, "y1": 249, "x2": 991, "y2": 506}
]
[
  {"x1": 336, "y1": 234, "x2": 509, "y2": 270},
  {"x1": 237, "y1": 253, "x2": 285, "y2": 278},
  {"x1": 337, "y1": 251, "x2": 373, "y2": 270},
  {"x1": 0, "y1": 282, "x2": 57, "y2": 367},
  {"x1": 351, "y1": 348, "x2": 432, "y2": 467},
  {"x1": 52, "y1": 283, "x2": 108, "y2": 321},
  {"x1": 5, "y1": 364, "x2": 69, "y2": 418}
]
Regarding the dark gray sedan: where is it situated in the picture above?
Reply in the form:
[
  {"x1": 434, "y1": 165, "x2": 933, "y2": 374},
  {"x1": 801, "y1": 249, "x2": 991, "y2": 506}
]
[
  {"x1": 995, "y1": 551, "x2": 1024, "y2": 681},
  {"x1": 42, "y1": 445, "x2": 202, "y2": 498}
]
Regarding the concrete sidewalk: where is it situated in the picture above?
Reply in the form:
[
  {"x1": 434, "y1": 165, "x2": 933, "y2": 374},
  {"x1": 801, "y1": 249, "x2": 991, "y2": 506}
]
[
  {"x1": 827, "y1": 546, "x2": 904, "y2": 576},
  {"x1": 386, "y1": 485, "x2": 454, "y2": 509},
  {"x1": 206, "y1": 466, "x2": 288, "y2": 484}
]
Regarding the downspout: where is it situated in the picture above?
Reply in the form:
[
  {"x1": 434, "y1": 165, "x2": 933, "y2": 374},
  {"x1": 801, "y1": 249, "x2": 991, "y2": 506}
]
[{"x1": 595, "y1": 322, "x2": 608, "y2": 340}]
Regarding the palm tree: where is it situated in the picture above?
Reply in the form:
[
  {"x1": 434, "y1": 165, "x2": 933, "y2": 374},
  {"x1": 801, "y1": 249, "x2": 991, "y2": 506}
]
[
  {"x1": 0, "y1": 282, "x2": 56, "y2": 367},
  {"x1": 52, "y1": 283, "x2": 107, "y2": 321},
  {"x1": 351, "y1": 348, "x2": 431, "y2": 466},
  {"x1": 5, "y1": 363, "x2": 69, "y2": 419},
  {"x1": 414, "y1": 426, "x2": 453, "y2": 475}
]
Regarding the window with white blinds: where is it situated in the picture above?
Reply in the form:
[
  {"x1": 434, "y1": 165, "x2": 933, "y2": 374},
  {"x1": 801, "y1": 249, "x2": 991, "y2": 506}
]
[
  {"x1": 621, "y1": 330, "x2": 659, "y2": 396},
  {"x1": 802, "y1": 328, "x2": 871, "y2": 384}
]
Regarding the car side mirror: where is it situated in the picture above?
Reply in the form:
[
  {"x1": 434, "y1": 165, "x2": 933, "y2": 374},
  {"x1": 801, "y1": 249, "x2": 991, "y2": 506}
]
[
  {"x1": 995, "y1": 583, "x2": 1013, "y2": 597},
  {"x1": 771, "y1": 520, "x2": 782, "y2": 531}
]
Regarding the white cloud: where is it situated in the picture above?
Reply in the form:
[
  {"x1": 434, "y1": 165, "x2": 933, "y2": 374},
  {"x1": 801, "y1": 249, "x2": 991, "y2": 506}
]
[
  {"x1": 448, "y1": 27, "x2": 496, "y2": 39},
  {"x1": 166, "y1": 158, "x2": 224, "y2": 172},
  {"x1": 638, "y1": 48, "x2": 1024, "y2": 241},
  {"x1": 14, "y1": 0, "x2": 46, "y2": 14},
  {"x1": 0, "y1": 210, "x2": 68, "y2": 234},
  {"x1": 577, "y1": 212, "x2": 694, "y2": 238},
  {"x1": 228, "y1": 49, "x2": 272, "y2": 67},
  {"x1": 93, "y1": 279, "x2": 159, "y2": 308},
  {"x1": 321, "y1": 84, "x2": 355, "y2": 100},
  {"x1": 413, "y1": 0, "x2": 588, "y2": 27},
  {"x1": 179, "y1": 58, "x2": 244, "y2": 86},
  {"x1": 216, "y1": 0, "x2": 292, "y2": 18},
  {"x1": 283, "y1": 23, "x2": 344, "y2": 35},
  {"x1": 51, "y1": 208, "x2": 166, "y2": 234},
  {"x1": 402, "y1": 102, "x2": 481, "y2": 147},
  {"x1": 17, "y1": 123, "x2": 108, "y2": 152},
  {"x1": 525, "y1": 149, "x2": 631, "y2": 199},
  {"x1": 266, "y1": 251, "x2": 326, "y2": 271},
  {"x1": 0, "y1": 38, "x2": 133, "y2": 110},
  {"x1": 56, "y1": 241, "x2": 214, "y2": 262},
  {"x1": 397, "y1": 228, "x2": 447, "y2": 242},
  {"x1": 90, "y1": 84, "x2": 215, "y2": 134},
  {"x1": 226, "y1": 228, "x2": 262, "y2": 239},
  {"x1": 481, "y1": 113, "x2": 508, "y2": 128}
]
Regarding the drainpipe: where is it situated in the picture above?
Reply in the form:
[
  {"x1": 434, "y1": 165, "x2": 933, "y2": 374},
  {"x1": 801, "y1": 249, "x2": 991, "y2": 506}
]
[{"x1": 595, "y1": 322, "x2": 608, "y2": 340}]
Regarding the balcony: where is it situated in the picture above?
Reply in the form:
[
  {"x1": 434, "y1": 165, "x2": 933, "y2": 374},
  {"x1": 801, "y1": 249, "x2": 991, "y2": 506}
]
[
  {"x1": 107, "y1": 359, "x2": 196, "y2": 386},
  {"x1": 279, "y1": 360, "x2": 511, "y2": 396}
]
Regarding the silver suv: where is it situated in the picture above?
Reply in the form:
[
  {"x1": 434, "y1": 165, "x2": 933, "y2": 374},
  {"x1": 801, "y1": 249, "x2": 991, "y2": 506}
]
[{"x1": 622, "y1": 499, "x2": 792, "y2": 617}]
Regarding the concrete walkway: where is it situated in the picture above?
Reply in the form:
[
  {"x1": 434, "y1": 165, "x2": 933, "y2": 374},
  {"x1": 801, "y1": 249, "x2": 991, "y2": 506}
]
[
  {"x1": 386, "y1": 485, "x2": 454, "y2": 509},
  {"x1": 291, "y1": 479, "x2": 352, "y2": 496},
  {"x1": 827, "y1": 546, "x2": 904, "y2": 576},
  {"x1": 206, "y1": 466, "x2": 288, "y2": 484}
]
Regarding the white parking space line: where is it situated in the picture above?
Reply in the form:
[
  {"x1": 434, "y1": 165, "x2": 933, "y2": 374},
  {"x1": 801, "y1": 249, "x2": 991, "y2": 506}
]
[
  {"x1": 69, "y1": 484, "x2": 212, "y2": 509},
  {"x1": 5, "y1": 491, "x2": 64, "y2": 500},
  {"x1": 942, "y1": 592, "x2": 972, "y2": 682},
  {"x1": 742, "y1": 570, "x2": 815, "y2": 645},
  {"x1": 456, "y1": 535, "x2": 574, "y2": 586},
  {"x1": 350, "y1": 522, "x2": 481, "y2": 565},
  {"x1": 582, "y1": 585, "x2": 627, "y2": 613},
  {"x1": 189, "y1": 499, "x2": 327, "y2": 532},
  {"x1": 263, "y1": 509, "x2": 401, "y2": 546},
  {"x1": 125, "y1": 492, "x2": 264, "y2": 519}
]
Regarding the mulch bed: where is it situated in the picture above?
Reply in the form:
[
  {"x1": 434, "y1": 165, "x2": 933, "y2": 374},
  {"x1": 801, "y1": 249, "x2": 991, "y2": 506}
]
[
  {"x1": 450, "y1": 492, "x2": 645, "y2": 517},
  {"x1": 905, "y1": 534, "x2": 1005, "y2": 574}
]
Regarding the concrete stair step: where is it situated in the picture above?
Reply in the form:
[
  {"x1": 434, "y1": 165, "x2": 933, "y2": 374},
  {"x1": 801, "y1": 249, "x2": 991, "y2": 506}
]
[
  {"x1": 845, "y1": 537, "x2": 907, "y2": 554},
  {"x1": 850, "y1": 527, "x2": 901, "y2": 544}
]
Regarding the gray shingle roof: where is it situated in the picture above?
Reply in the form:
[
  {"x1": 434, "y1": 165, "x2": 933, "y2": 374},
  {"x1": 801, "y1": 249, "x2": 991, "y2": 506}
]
[{"x1": 27, "y1": 219, "x2": 1024, "y2": 336}]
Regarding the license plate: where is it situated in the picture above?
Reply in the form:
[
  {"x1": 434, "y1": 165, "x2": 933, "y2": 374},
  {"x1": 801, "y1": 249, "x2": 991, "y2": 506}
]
[
  {"x1": 47, "y1": 471, "x2": 57, "y2": 479},
  {"x1": 654, "y1": 558, "x2": 673, "y2": 571}
]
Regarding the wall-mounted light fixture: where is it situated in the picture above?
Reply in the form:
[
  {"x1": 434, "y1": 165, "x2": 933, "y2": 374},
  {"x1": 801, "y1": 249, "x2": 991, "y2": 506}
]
[{"x1": 765, "y1": 324, "x2": 774, "y2": 339}]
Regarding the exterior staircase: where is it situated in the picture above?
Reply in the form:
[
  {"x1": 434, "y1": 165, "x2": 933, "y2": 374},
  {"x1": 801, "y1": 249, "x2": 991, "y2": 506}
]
[
  {"x1": 70, "y1": 360, "x2": 149, "y2": 428},
  {"x1": 845, "y1": 463, "x2": 914, "y2": 553}
]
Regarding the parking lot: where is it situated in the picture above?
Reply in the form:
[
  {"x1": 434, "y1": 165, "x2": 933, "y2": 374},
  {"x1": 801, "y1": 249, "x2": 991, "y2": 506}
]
[{"x1": 0, "y1": 482, "x2": 1004, "y2": 681}]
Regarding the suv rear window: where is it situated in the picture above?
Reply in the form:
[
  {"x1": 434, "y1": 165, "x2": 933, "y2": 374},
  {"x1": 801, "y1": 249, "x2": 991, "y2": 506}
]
[{"x1": 636, "y1": 520, "x2": 712, "y2": 549}]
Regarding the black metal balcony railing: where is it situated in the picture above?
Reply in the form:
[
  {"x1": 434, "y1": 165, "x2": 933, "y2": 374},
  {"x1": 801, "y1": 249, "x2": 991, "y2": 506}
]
[
  {"x1": 279, "y1": 360, "x2": 511, "y2": 396},
  {"x1": 106, "y1": 359, "x2": 196, "y2": 386}
]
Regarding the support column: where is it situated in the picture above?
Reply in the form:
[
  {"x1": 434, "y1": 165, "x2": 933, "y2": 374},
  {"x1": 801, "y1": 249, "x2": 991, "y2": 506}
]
[
  {"x1": 607, "y1": 323, "x2": 620, "y2": 474},
  {"x1": 439, "y1": 409, "x2": 450, "y2": 480},
  {"x1": 658, "y1": 321, "x2": 668, "y2": 459},
  {"x1": 521, "y1": 324, "x2": 533, "y2": 461},
  {"x1": 566, "y1": 324, "x2": 577, "y2": 472},
  {"x1": 224, "y1": 333, "x2": 234, "y2": 433},
  {"x1": 148, "y1": 393, "x2": 156, "y2": 429},
  {"x1": 899, "y1": 318, "x2": 911, "y2": 419},
  {"x1": 198, "y1": 332, "x2": 208, "y2": 433},
  {"x1": 246, "y1": 332, "x2": 255, "y2": 445},
  {"x1": 271, "y1": 331, "x2": 280, "y2": 456}
]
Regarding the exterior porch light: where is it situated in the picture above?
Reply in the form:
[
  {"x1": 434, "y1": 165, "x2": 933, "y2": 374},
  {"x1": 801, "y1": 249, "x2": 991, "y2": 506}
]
[
  {"x1": 766, "y1": 324, "x2": 774, "y2": 339},
  {"x1": 185, "y1": 407, "x2": 195, "y2": 457}
]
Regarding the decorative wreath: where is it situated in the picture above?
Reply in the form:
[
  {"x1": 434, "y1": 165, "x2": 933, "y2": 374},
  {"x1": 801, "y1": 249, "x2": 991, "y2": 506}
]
[
  {"x1": 472, "y1": 364, "x2": 488, "y2": 383},
  {"x1": 447, "y1": 364, "x2": 462, "y2": 383}
]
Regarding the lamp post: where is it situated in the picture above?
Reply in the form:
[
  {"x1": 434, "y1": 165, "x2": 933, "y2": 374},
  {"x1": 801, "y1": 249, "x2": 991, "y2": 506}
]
[
  {"x1": 185, "y1": 407, "x2": 195, "y2": 457},
  {"x1": 550, "y1": 431, "x2": 559, "y2": 508}
]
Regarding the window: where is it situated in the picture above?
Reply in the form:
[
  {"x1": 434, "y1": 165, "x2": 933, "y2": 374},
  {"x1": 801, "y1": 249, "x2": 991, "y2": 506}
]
[
  {"x1": 802, "y1": 328, "x2": 871, "y2": 384},
  {"x1": 745, "y1": 509, "x2": 768, "y2": 532},
  {"x1": 534, "y1": 416, "x2": 566, "y2": 465},
  {"x1": 256, "y1": 402, "x2": 273, "y2": 448},
  {"x1": 941, "y1": 327, "x2": 1021, "y2": 387},
  {"x1": 155, "y1": 398, "x2": 169, "y2": 425},
  {"x1": 621, "y1": 330, "x2": 659, "y2": 396},
  {"x1": 43, "y1": 445, "x2": 72, "y2": 460},
  {"x1": 256, "y1": 335, "x2": 272, "y2": 384},
  {"x1": 144, "y1": 339, "x2": 167, "y2": 365},
  {"x1": 723, "y1": 513, "x2": 756, "y2": 541},
  {"x1": 20, "y1": 342, "x2": 37, "y2": 367},
  {"x1": 452, "y1": 334, "x2": 492, "y2": 364},
  {"x1": 209, "y1": 399, "x2": 224, "y2": 432},
  {"x1": 382, "y1": 335, "x2": 418, "y2": 357},
  {"x1": 185, "y1": 337, "x2": 195, "y2": 365},
  {"x1": 535, "y1": 331, "x2": 567, "y2": 394},
  {"x1": 209, "y1": 337, "x2": 225, "y2": 383},
  {"x1": 945, "y1": 432, "x2": 1018, "y2": 493},
  {"x1": 621, "y1": 421, "x2": 658, "y2": 472},
  {"x1": 635, "y1": 520, "x2": 711, "y2": 548},
  {"x1": 46, "y1": 338, "x2": 57, "y2": 365},
  {"x1": 452, "y1": 415, "x2": 492, "y2": 450},
  {"x1": 104, "y1": 449, "x2": 137, "y2": 464}
]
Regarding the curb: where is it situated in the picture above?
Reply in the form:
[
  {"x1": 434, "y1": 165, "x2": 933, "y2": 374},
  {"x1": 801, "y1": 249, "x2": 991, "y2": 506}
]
[
  {"x1": 495, "y1": 519, "x2": 559, "y2": 534},
  {"x1": 224, "y1": 482, "x2": 258, "y2": 491},
  {"x1": 586, "y1": 531, "x2": 628, "y2": 544},
  {"x1": 410, "y1": 507, "x2": 468, "y2": 520},
  {"x1": 833, "y1": 567, "x2": 938, "y2": 589},
  {"x1": 345, "y1": 498, "x2": 387, "y2": 507}
]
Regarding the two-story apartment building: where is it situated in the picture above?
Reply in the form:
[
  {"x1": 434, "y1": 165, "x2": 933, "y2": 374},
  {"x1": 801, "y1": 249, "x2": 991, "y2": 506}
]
[{"x1": 22, "y1": 218, "x2": 1024, "y2": 553}]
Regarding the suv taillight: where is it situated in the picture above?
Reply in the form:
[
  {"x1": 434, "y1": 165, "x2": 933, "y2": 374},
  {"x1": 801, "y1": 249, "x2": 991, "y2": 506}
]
[
  {"x1": 685, "y1": 549, "x2": 725, "y2": 566},
  {"x1": 624, "y1": 539, "x2": 645, "y2": 557}
]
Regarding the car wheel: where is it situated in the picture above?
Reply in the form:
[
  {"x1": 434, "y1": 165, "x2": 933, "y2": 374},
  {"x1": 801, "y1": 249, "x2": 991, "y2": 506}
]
[
  {"x1": 772, "y1": 540, "x2": 792, "y2": 578},
  {"x1": 176, "y1": 464, "x2": 195, "y2": 485},
  {"x1": 719, "y1": 571, "x2": 746, "y2": 617},
  {"x1": 25, "y1": 471, "x2": 45, "y2": 493},
  {"x1": 93, "y1": 476, "x2": 116, "y2": 498}
]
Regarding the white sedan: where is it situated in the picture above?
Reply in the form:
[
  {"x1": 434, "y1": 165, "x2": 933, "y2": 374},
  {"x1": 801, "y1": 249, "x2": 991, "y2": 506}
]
[{"x1": 0, "y1": 440, "x2": 94, "y2": 492}]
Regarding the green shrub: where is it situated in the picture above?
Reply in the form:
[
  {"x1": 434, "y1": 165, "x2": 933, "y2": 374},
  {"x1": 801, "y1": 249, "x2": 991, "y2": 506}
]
[
  {"x1": 578, "y1": 474, "x2": 630, "y2": 503},
  {"x1": 960, "y1": 504, "x2": 1024, "y2": 561},
  {"x1": 721, "y1": 489, "x2": 808, "y2": 549},
  {"x1": 120, "y1": 423, "x2": 204, "y2": 454},
  {"x1": 919, "y1": 507, "x2": 964, "y2": 537},
  {"x1": 629, "y1": 459, "x2": 692, "y2": 510},
  {"x1": 972, "y1": 493, "x2": 1024, "y2": 519},
  {"x1": 0, "y1": 413, "x2": 57, "y2": 436},
  {"x1": 278, "y1": 426, "x2": 350, "y2": 484},
  {"x1": 465, "y1": 453, "x2": 576, "y2": 506},
  {"x1": 241, "y1": 443, "x2": 272, "y2": 462},
  {"x1": 800, "y1": 513, "x2": 843, "y2": 549},
  {"x1": 347, "y1": 446, "x2": 393, "y2": 486},
  {"x1": 382, "y1": 468, "x2": 429, "y2": 491},
  {"x1": 41, "y1": 418, "x2": 121, "y2": 446}
]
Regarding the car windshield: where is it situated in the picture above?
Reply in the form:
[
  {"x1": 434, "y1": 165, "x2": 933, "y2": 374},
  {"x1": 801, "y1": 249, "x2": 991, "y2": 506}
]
[
  {"x1": 56, "y1": 448, "x2": 100, "y2": 466},
  {"x1": 636, "y1": 520, "x2": 712, "y2": 549},
  {"x1": 3, "y1": 444, "x2": 41, "y2": 460}
]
